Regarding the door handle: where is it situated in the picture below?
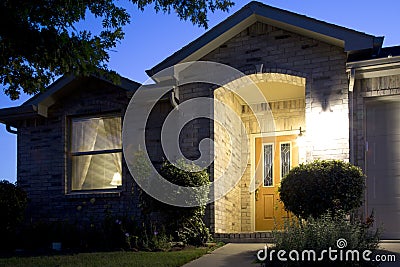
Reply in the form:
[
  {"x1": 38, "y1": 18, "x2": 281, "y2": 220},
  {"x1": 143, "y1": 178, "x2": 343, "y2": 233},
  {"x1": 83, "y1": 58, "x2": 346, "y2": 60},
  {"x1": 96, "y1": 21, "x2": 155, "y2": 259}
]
[{"x1": 255, "y1": 188, "x2": 260, "y2": 201}]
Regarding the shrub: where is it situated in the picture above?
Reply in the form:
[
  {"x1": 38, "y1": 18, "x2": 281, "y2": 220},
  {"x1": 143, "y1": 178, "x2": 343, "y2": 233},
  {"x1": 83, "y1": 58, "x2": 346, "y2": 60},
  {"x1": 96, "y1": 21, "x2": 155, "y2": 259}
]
[
  {"x1": 134, "y1": 223, "x2": 172, "y2": 251},
  {"x1": 264, "y1": 212, "x2": 380, "y2": 266},
  {"x1": 16, "y1": 202, "x2": 173, "y2": 253},
  {"x1": 139, "y1": 159, "x2": 211, "y2": 246},
  {"x1": 19, "y1": 216, "x2": 143, "y2": 252},
  {"x1": 0, "y1": 180, "x2": 27, "y2": 250},
  {"x1": 279, "y1": 160, "x2": 365, "y2": 219},
  {"x1": 0, "y1": 180, "x2": 27, "y2": 231}
]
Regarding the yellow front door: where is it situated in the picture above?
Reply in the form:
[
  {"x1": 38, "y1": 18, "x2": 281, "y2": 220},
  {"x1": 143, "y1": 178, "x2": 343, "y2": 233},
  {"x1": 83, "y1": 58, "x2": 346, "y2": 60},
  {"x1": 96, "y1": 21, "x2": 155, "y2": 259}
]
[{"x1": 255, "y1": 135, "x2": 298, "y2": 231}]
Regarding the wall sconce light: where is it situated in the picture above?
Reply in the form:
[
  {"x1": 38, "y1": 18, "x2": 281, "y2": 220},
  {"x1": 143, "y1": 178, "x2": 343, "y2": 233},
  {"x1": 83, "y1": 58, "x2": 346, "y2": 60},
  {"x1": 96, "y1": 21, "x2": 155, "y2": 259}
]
[
  {"x1": 321, "y1": 98, "x2": 333, "y2": 113},
  {"x1": 299, "y1": 127, "x2": 305, "y2": 136}
]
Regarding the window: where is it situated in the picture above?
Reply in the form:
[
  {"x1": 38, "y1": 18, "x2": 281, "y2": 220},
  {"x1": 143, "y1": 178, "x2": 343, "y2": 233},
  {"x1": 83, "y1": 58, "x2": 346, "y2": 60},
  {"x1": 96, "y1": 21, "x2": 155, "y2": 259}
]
[
  {"x1": 263, "y1": 144, "x2": 274, "y2": 187},
  {"x1": 280, "y1": 143, "x2": 291, "y2": 179},
  {"x1": 70, "y1": 116, "x2": 122, "y2": 191}
]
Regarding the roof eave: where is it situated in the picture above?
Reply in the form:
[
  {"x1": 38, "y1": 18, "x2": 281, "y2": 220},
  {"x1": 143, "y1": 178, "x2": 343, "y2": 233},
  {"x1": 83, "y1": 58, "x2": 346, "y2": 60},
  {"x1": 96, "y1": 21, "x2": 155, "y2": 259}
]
[
  {"x1": 346, "y1": 55, "x2": 400, "y2": 79},
  {"x1": 0, "y1": 74, "x2": 141, "y2": 127},
  {"x1": 146, "y1": 1, "x2": 381, "y2": 77},
  {"x1": 145, "y1": 6, "x2": 257, "y2": 77},
  {"x1": 251, "y1": 3, "x2": 378, "y2": 52},
  {"x1": 0, "y1": 105, "x2": 39, "y2": 127},
  {"x1": 25, "y1": 74, "x2": 141, "y2": 107}
]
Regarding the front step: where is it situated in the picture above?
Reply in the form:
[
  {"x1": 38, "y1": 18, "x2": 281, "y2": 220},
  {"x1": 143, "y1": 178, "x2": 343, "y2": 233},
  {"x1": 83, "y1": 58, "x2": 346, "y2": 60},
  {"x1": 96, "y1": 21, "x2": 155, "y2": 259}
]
[{"x1": 214, "y1": 232, "x2": 274, "y2": 243}]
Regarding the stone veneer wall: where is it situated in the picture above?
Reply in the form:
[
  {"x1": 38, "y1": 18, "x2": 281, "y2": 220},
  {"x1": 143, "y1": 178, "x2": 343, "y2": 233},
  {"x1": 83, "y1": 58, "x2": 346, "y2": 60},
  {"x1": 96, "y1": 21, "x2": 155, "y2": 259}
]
[{"x1": 213, "y1": 87, "x2": 243, "y2": 233}]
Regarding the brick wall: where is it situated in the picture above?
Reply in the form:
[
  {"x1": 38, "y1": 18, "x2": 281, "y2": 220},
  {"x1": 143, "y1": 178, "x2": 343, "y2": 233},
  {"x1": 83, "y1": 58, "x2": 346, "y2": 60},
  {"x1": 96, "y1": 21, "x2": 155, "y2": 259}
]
[
  {"x1": 213, "y1": 87, "x2": 243, "y2": 233},
  {"x1": 17, "y1": 77, "x2": 142, "y2": 225},
  {"x1": 17, "y1": 20, "x2": 352, "y2": 233},
  {"x1": 201, "y1": 21, "x2": 349, "y2": 161},
  {"x1": 199, "y1": 21, "x2": 349, "y2": 232}
]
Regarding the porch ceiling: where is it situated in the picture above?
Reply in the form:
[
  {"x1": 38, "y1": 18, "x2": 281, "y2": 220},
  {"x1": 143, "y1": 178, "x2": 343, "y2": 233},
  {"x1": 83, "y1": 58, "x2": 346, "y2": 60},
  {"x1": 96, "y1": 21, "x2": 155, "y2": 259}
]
[
  {"x1": 257, "y1": 82, "x2": 305, "y2": 102},
  {"x1": 235, "y1": 81, "x2": 305, "y2": 105}
]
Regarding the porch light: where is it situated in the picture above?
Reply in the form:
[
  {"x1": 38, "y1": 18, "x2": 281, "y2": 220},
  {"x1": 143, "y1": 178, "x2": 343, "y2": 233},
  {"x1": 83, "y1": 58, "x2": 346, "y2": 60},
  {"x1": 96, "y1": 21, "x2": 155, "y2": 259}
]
[
  {"x1": 310, "y1": 109, "x2": 348, "y2": 150},
  {"x1": 110, "y1": 172, "x2": 122, "y2": 186},
  {"x1": 299, "y1": 127, "x2": 305, "y2": 136}
]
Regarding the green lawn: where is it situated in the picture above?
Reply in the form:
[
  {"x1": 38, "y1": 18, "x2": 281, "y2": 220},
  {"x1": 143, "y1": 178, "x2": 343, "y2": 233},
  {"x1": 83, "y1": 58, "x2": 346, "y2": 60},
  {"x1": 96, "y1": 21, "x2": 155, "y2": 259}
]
[{"x1": 0, "y1": 248, "x2": 209, "y2": 267}]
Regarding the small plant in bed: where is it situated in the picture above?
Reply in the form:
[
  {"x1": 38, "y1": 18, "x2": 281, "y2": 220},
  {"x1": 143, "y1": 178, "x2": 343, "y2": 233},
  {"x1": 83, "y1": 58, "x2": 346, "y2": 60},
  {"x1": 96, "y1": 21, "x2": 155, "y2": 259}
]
[{"x1": 261, "y1": 212, "x2": 380, "y2": 266}]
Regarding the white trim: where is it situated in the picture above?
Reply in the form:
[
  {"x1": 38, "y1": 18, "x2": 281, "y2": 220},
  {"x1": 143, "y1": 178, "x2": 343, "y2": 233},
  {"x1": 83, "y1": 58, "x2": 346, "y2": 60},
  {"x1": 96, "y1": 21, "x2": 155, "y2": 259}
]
[
  {"x1": 251, "y1": 129, "x2": 300, "y2": 139},
  {"x1": 355, "y1": 68, "x2": 400, "y2": 79},
  {"x1": 346, "y1": 56, "x2": 400, "y2": 69},
  {"x1": 250, "y1": 134, "x2": 256, "y2": 232},
  {"x1": 346, "y1": 56, "x2": 400, "y2": 79}
]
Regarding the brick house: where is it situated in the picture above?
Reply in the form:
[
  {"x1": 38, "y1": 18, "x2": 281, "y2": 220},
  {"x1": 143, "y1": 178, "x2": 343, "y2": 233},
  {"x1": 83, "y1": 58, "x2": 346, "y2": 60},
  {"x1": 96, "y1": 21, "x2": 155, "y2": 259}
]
[{"x1": 1, "y1": 1, "x2": 399, "y2": 239}]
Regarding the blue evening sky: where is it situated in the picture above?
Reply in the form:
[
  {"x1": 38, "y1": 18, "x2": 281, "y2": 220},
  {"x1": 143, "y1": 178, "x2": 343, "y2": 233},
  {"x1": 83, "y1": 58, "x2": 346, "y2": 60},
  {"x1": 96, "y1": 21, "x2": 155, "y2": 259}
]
[{"x1": 1, "y1": 0, "x2": 399, "y2": 183}]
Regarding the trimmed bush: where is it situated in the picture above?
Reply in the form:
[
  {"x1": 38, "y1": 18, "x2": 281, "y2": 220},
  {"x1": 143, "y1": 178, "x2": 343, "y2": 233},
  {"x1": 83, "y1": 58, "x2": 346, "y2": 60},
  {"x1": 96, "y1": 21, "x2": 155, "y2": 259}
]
[{"x1": 279, "y1": 160, "x2": 365, "y2": 219}]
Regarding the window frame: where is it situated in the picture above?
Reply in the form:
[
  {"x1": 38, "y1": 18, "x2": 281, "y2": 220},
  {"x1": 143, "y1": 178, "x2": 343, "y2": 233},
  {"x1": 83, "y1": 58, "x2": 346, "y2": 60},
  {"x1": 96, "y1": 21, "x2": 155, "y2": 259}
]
[{"x1": 66, "y1": 112, "x2": 123, "y2": 194}]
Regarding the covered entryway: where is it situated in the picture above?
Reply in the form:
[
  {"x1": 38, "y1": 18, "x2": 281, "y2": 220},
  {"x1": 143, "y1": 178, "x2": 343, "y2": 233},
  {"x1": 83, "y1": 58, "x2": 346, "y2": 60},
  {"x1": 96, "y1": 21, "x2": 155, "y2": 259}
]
[
  {"x1": 254, "y1": 134, "x2": 298, "y2": 231},
  {"x1": 213, "y1": 73, "x2": 306, "y2": 233},
  {"x1": 366, "y1": 96, "x2": 400, "y2": 239}
]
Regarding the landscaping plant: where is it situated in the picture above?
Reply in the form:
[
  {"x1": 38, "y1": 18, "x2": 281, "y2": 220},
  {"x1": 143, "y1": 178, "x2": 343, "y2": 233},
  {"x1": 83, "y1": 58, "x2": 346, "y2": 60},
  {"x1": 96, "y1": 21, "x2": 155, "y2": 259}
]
[
  {"x1": 267, "y1": 160, "x2": 381, "y2": 266},
  {"x1": 279, "y1": 160, "x2": 365, "y2": 219},
  {"x1": 267, "y1": 212, "x2": 380, "y2": 266},
  {"x1": 138, "y1": 159, "x2": 211, "y2": 246},
  {"x1": 0, "y1": 180, "x2": 27, "y2": 251}
]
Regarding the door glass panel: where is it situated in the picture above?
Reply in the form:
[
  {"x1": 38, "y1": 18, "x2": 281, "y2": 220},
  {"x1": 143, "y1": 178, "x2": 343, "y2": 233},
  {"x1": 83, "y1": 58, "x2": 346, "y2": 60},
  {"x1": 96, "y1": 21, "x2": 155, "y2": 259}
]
[
  {"x1": 263, "y1": 144, "x2": 273, "y2": 186},
  {"x1": 281, "y1": 143, "x2": 291, "y2": 178}
]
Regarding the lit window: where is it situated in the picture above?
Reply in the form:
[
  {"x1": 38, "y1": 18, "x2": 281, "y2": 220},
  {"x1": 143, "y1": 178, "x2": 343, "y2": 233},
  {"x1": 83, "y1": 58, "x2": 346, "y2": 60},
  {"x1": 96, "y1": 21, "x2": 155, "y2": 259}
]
[
  {"x1": 263, "y1": 144, "x2": 273, "y2": 186},
  {"x1": 280, "y1": 143, "x2": 291, "y2": 179},
  {"x1": 70, "y1": 116, "x2": 122, "y2": 191}
]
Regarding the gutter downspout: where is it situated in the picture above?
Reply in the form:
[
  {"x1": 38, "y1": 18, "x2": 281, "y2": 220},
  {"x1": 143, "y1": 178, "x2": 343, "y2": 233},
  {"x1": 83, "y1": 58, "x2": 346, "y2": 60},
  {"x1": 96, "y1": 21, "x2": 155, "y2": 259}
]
[
  {"x1": 6, "y1": 125, "x2": 18, "y2": 134},
  {"x1": 347, "y1": 67, "x2": 357, "y2": 222},
  {"x1": 348, "y1": 68, "x2": 355, "y2": 165}
]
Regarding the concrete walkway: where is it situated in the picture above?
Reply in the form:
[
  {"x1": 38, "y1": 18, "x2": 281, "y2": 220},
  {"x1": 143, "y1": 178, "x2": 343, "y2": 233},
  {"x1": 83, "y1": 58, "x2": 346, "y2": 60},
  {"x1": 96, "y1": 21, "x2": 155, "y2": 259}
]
[
  {"x1": 378, "y1": 242, "x2": 400, "y2": 266},
  {"x1": 183, "y1": 243, "x2": 264, "y2": 267},
  {"x1": 182, "y1": 242, "x2": 400, "y2": 267}
]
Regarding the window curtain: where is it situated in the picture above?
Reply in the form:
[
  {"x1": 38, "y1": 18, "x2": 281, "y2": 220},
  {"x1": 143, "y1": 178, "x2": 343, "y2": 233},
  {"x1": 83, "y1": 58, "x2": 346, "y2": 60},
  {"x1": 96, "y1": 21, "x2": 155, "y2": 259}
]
[
  {"x1": 103, "y1": 117, "x2": 122, "y2": 175},
  {"x1": 72, "y1": 119, "x2": 100, "y2": 190}
]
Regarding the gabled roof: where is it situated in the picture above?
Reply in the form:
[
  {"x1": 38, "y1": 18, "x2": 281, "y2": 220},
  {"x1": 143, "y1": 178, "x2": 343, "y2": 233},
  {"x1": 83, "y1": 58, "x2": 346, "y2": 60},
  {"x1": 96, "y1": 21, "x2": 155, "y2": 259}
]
[
  {"x1": 147, "y1": 1, "x2": 383, "y2": 77},
  {"x1": 23, "y1": 74, "x2": 140, "y2": 107},
  {"x1": 0, "y1": 75, "x2": 140, "y2": 127}
]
